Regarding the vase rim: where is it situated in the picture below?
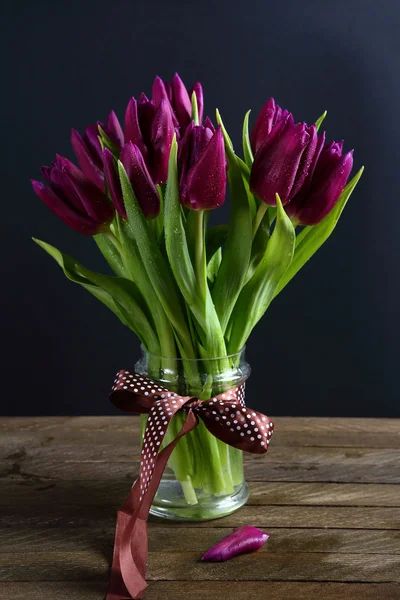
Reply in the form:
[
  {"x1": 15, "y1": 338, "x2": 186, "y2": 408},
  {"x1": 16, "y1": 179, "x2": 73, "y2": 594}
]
[{"x1": 141, "y1": 345, "x2": 246, "y2": 362}]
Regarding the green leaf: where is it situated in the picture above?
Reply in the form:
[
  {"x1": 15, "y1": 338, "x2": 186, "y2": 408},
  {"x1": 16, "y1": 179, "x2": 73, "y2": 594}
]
[
  {"x1": 33, "y1": 238, "x2": 159, "y2": 351},
  {"x1": 118, "y1": 157, "x2": 192, "y2": 354},
  {"x1": 215, "y1": 108, "x2": 233, "y2": 148},
  {"x1": 315, "y1": 110, "x2": 327, "y2": 132},
  {"x1": 117, "y1": 218, "x2": 177, "y2": 358},
  {"x1": 246, "y1": 206, "x2": 271, "y2": 284},
  {"x1": 151, "y1": 184, "x2": 165, "y2": 244},
  {"x1": 242, "y1": 110, "x2": 254, "y2": 168},
  {"x1": 98, "y1": 126, "x2": 121, "y2": 157},
  {"x1": 274, "y1": 167, "x2": 364, "y2": 298},
  {"x1": 228, "y1": 195, "x2": 296, "y2": 352},
  {"x1": 164, "y1": 139, "x2": 200, "y2": 315},
  {"x1": 191, "y1": 91, "x2": 199, "y2": 125},
  {"x1": 164, "y1": 138, "x2": 227, "y2": 357},
  {"x1": 207, "y1": 247, "x2": 222, "y2": 284},
  {"x1": 236, "y1": 157, "x2": 257, "y2": 218},
  {"x1": 94, "y1": 233, "x2": 126, "y2": 277},
  {"x1": 212, "y1": 110, "x2": 253, "y2": 334}
]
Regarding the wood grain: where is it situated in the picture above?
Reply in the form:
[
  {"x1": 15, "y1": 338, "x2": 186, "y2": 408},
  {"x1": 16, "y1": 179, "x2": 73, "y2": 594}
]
[
  {"x1": 1, "y1": 480, "x2": 399, "y2": 507},
  {"x1": 2, "y1": 444, "x2": 399, "y2": 482},
  {"x1": 0, "y1": 581, "x2": 399, "y2": 600},
  {"x1": 2, "y1": 505, "x2": 400, "y2": 530},
  {"x1": 1, "y1": 526, "x2": 399, "y2": 555},
  {"x1": 1, "y1": 550, "x2": 399, "y2": 583},
  {"x1": 0, "y1": 416, "x2": 399, "y2": 599}
]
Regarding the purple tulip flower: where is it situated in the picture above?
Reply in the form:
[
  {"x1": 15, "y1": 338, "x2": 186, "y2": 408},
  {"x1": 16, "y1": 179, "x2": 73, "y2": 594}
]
[
  {"x1": 286, "y1": 141, "x2": 354, "y2": 225},
  {"x1": 103, "y1": 144, "x2": 160, "y2": 219},
  {"x1": 201, "y1": 526, "x2": 269, "y2": 562},
  {"x1": 250, "y1": 97, "x2": 290, "y2": 155},
  {"x1": 124, "y1": 95, "x2": 174, "y2": 185},
  {"x1": 31, "y1": 155, "x2": 114, "y2": 235},
  {"x1": 71, "y1": 111, "x2": 124, "y2": 191},
  {"x1": 178, "y1": 120, "x2": 227, "y2": 210},
  {"x1": 153, "y1": 73, "x2": 204, "y2": 132},
  {"x1": 250, "y1": 113, "x2": 319, "y2": 206},
  {"x1": 191, "y1": 81, "x2": 204, "y2": 124}
]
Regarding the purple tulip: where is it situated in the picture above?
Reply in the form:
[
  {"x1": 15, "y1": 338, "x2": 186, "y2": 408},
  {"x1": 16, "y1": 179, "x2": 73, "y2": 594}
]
[
  {"x1": 152, "y1": 77, "x2": 180, "y2": 131},
  {"x1": 201, "y1": 526, "x2": 269, "y2": 562},
  {"x1": 124, "y1": 95, "x2": 174, "y2": 185},
  {"x1": 190, "y1": 81, "x2": 204, "y2": 124},
  {"x1": 71, "y1": 111, "x2": 124, "y2": 190},
  {"x1": 153, "y1": 73, "x2": 204, "y2": 132},
  {"x1": 170, "y1": 73, "x2": 192, "y2": 131},
  {"x1": 250, "y1": 114, "x2": 318, "y2": 206},
  {"x1": 104, "y1": 144, "x2": 160, "y2": 219},
  {"x1": 250, "y1": 97, "x2": 290, "y2": 155},
  {"x1": 103, "y1": 148, "x2": 127, "y2": 219},
  {"x1": 31, "y1": 155, "x2": 114, "y2": 235},
  {"x1": 178, "y1": 121, "x2": 227, "y2": 210},
  {"x1": 286, "y1": 141, "x2": 354, "y2": 225}
]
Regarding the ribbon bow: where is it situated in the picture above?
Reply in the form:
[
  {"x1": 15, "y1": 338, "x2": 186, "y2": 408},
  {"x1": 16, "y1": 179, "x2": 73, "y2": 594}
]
[{"x1": 106, "y1": 370, "x2": 274, "y2": 599}]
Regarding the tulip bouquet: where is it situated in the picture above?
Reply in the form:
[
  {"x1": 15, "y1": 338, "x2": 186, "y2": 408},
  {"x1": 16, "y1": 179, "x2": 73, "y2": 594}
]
[{"x1": 32, "y1": 74, "x2": 363, "y2": 510}]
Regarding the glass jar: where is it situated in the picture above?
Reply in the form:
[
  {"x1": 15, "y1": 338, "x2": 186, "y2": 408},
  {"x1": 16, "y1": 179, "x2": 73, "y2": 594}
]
[{"x1": 134, "y1": 347, "x2": 250, "y2": 521}]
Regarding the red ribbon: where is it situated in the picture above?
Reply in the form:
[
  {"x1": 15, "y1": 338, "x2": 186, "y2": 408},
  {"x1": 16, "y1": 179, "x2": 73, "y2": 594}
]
[{"x1": 106, "y1": 370, "x2": 274, "y2": 599}]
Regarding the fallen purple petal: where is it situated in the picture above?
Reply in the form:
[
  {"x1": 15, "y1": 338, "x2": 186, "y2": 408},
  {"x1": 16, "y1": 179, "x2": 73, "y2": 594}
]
[{"x1": 201, "y1": 526, "x2": 269, "y2": 562}]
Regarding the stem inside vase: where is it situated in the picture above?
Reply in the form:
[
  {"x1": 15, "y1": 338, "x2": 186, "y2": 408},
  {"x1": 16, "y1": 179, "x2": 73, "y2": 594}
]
[{"x1": 136, "y1": 346, "x2": 250, "y2": 520}]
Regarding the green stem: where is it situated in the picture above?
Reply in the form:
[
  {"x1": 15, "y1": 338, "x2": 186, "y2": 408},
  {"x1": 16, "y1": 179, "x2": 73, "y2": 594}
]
[
  {"x1": 252, "y1": 202, "x2": 268, "y2": 239},
  {"x1": 105, "y1": 229, "x2": 123, "y2": 255},
  {"x1": 194, "y1": 210, "x2": 207, "y2": 303}
]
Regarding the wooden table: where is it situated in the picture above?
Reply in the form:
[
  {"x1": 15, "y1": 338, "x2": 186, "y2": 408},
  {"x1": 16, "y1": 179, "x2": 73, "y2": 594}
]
[{"x1": 0, "y1": 417, "x2": 399, "y2": 599}]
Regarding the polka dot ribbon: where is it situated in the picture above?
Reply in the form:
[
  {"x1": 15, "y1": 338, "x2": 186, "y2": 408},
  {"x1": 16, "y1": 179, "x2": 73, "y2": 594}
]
[{"x1": 106, "y1": 370, "x2": 274, "y2": 600}]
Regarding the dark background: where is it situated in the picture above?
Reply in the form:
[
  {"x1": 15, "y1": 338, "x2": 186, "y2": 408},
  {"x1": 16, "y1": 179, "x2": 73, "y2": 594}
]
[{"x1": 2, "y1": 0, "x2": 399, "y2": 417}]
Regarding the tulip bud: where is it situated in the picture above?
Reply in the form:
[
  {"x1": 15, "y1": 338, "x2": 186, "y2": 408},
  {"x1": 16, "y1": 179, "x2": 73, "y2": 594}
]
[
  {"x1": 250, "y1": 98, "x2": 291, "y2": 155},
  {"x1": 171, "y1": 72, "x2": 192, "y2": 131},
  {"x1": 286, "y1": 141, "x2": 354, "y2": 226},
  {"x1": 178, "y1": 121, "x2": 227, "y2": 210},
  {"x1": 71, "y1": 111, "x2": 124, "y2": 190},
  {"x1": 190, "y1": 82, "x2": 204, "y2": 124},
  {"x1": 124, "y1": 95, "x2": 174, "y2": 186},
  {"x1": 124, "y1": 97, "x2": 149, "y2": 162},
  {"x1": 250, "y1": 115, "x2": 315, "y2": 206},
  {"x1": 151, "y1": 99, "x2": 175, "y2": 185},
  {"x1": 71, "y1": 126, "x2": 104, "y2": 191},
  {"x1": 103, "y1": 148, "x2": 126, "y2": 219},
  {"x1": 106, "y1": 110, "x2": 124, "y2": 148},
  {"x1": 152, "y1": 76, "x2": 179, "y2": 130},
  {"x1": 32, "y1": 156, "x2": 114, "y2": 235},
  {"x1": 120, "y1": 142, "x2": 160, "y2": 219},
  {"x1": 152, "y1": 74, "x2": 204, "y2": 134}
]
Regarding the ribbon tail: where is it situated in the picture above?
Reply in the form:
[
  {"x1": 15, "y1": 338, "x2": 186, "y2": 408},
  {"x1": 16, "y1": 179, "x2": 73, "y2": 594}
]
[
  {"x1": 107, "y1": 409, "x2": 199, "y2": 600},
  {"x1": 106, "y1": 509, "x2": 140, "y2": 600}
]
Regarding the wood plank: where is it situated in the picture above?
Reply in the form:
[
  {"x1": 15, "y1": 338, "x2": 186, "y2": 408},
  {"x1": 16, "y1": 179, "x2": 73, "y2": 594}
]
[
  {"x1": 0, "y1": 550, "x2": 399, "y2": 583},
  {"x1": 1, "y1": 417, "x2": 399, "y2": 597},
  {"x1": 0, "y1": 581, "x2": 399, "y2": 600},
  {"x1": 1, "y1": 417, "x2": 399, "y2": 449},
  {"x1": 1, "y1": 505, "x2": 399, "y2": 530},
  {"x1": 2, "y1": 445, "x2": 399, "y2": 483},
  {"x1": 1, "y1": 480, "x2": 399, "y2": 508},
  {"x1": 1, "y1": 526, "x2": 398, "y2": 555},
  {"x1": 147, "y1": 551, "x2": 400, "y2": 583},
  {"x1": 248, "y1": 482, "x2": 400, "y2": 507}
]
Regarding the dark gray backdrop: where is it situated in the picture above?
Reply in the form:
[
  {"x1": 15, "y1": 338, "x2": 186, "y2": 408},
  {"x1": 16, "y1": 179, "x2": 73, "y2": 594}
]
[{"x1": 2, "y1": 0, "x2": 398, "y2": 417}]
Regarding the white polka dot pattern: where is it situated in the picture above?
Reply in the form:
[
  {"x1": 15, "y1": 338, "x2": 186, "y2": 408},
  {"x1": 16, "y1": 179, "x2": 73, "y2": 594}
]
[
  {"x1": 107, "y1": 369, "x2": 275, "y2": 600},
  {"x1": 110, "y1": 371, "x2": 274, "y2": 502}
]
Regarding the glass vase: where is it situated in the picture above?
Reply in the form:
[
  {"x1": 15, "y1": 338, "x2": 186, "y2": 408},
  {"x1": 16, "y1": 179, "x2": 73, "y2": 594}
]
[{"x1": 134, "y1": 347, "x2": 250, "y2": 521}]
